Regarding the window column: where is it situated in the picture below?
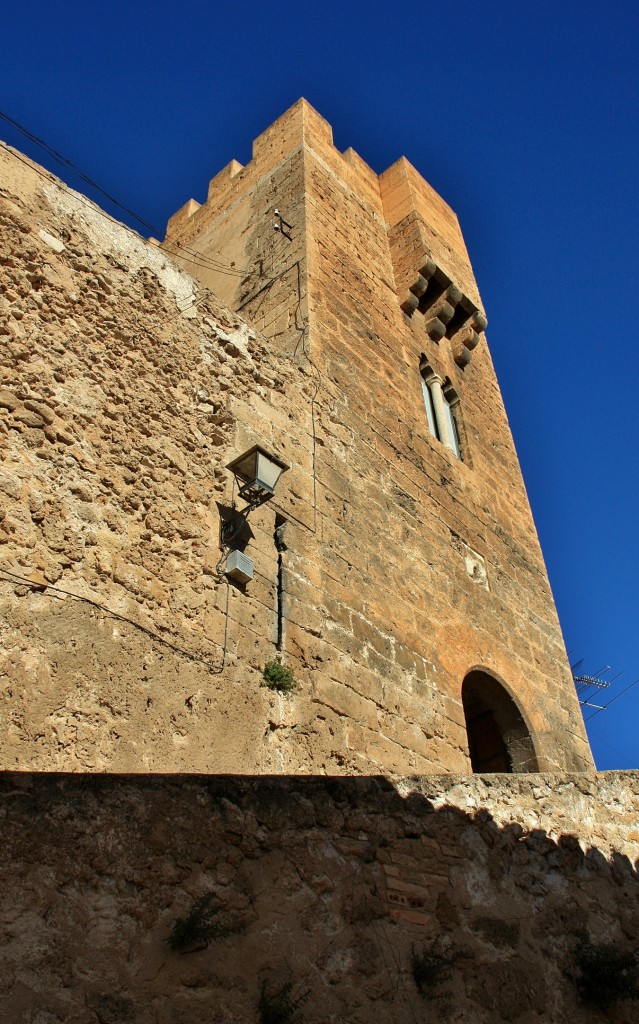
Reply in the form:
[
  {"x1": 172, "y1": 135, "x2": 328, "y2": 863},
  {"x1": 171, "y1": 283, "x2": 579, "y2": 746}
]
[
  {"x1": 442, "y1": 388, "x2": 461, "y2": 460},
  {"x1": 423, "y1": 372, "x2": 456, "y2": 454}
]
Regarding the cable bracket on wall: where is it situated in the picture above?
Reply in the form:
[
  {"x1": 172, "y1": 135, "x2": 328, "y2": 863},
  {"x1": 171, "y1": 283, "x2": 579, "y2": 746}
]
[{"x1": 273, "y1": 209, "x2": 293, "y2": 241}]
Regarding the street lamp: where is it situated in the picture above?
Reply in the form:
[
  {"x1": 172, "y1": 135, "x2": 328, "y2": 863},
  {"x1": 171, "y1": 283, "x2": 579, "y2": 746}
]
[
  {"x1": 221, "y1": 444, "x2": 289, "y2": 548},
  {"x1": 226, "y1": 445, "x2": 289, "y2": 510}
]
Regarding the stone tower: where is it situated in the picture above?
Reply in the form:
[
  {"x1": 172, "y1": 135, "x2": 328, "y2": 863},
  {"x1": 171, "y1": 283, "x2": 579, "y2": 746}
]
[
  {"x1": 161, "y1": 99, "x2": 592, "y2": 774},
  {"x1": 5, "y1": 115, "x2": 639, "y2": 1024},
  {"x1": 0, "y1": 101, "x2": 592, "y2": 774}
]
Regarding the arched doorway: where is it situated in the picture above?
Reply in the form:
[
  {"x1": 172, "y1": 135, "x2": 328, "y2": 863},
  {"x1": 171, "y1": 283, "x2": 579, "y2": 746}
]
[{"x1": 462, "y1": 670, "x2": 539, "y2": 773}]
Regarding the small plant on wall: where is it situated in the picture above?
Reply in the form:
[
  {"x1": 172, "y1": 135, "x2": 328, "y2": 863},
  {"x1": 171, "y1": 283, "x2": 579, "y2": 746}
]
[
  {"x1": 167, "y1": 894, "x2": 242, "y2": 953},
  {"x1": 261, "y1": 660, "x2": 296, "y2": 694},
  {"x1": 573, "y1": 937, "x2": 639, "y2": 1008},
  {"x1": 411, "y1": 944, "x2": 455, "y2": 999}
]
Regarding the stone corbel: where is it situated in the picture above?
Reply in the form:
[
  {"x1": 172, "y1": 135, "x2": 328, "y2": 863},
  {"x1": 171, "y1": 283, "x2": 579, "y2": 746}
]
[
  {"x1": 425, "y1": 317, "x2": 446, "y2": 342},
  {"x1": 453, "y1": 313, "x2": 487, "y2": 367},
  {"x1": 401, "y1": 259, "x2": 438, "y2": 316},
  {"x1": 400, "y1": 293, "x2": 419, "y2": 314},
  {"x1": 400, "y1": 257, "x2": 488, "y2": 365}
]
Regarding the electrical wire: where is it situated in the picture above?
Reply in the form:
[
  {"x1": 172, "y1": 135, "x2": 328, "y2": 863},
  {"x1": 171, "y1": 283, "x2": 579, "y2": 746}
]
[
  {"x1": 286, "y1": 255, "x2": 322, "y2": 535},
  {"x1": 235, "y1": 249, "x2": 321, "y2": 535},
  {"x1": 585, "y1": 675, "x2": 639, "y2": 721},
  {"x1": 0, "y1": 567, "x2": 230, "y2": 675},
  {"x1": 156, "y1": 288, "x2": 212, "y2": 326},
  {"x1": 0, "y1": 141, "x2": 243, "y2": 281},
  {"x1": 2, "y1": 121, "x2": 324, "y2": 635},
  {"x1": 162, "y1": 238, "x2": 246, "y2": 277},
  {"x1": 0, "y1": 111, "x2": 245, "y2": 277},
  {"x1": 1, "y1": 140, "x2": 241, "y2": 285},
  {"x1": 0, "y1": 109, "x2": 160, "y2": 234},
  {"x1": 235, "y1": 262, "x2": 294, "y2": 313},
  {"x1": 0, "y1": 145, "x2": 246, "y2": 345}
]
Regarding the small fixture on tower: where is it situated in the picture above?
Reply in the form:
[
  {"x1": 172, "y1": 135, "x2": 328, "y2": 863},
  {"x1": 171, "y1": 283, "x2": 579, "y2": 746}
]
[
  {"x1": 221, "y1": 444, "x2": 289, "y2": 546},
  {"x1": 273, "y1": 209, "x2": 293, "y2": 240},
  {"x1": 224, "y1": 549, "x2": 254, "y2": 584},
  {"x1": 227, "y1": 445, "x2": 289, "y2": 509}
]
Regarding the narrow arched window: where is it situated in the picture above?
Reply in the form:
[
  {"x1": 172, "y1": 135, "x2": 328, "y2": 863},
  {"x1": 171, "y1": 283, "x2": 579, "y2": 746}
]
[
  {"x1": 420, "y1": 376, "x2": 438, "y2": 438},
  {"x1": 420, "y1": 362, "x2": 462, "y2": 460}
]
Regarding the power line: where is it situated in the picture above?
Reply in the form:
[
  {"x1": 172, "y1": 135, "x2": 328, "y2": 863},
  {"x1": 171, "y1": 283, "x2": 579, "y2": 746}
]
[
  {"x1": 163, "y1": 240, "x2": 246, "y2": 277},
  {"x1": 585, "y1": 675, "x2": 639, "y2": 722},
  {"x1": 0, "y1": 139, "x2": 244, "y2": 282},
  {"x1": 157, "y1": 288, "x2": 212, "y2": 326},
  {"x1": 0, "y1": 109, "x2": 245, "y2": 277},
  {"x1": 0, "y1": 109, "x2": 159, "y2": 234},
  {"x1": 1, "y1": 140, "x2": 242, "y2": 283},
  {"x1": 0, "y1": 567, "x2": 230, "y2": 675}
]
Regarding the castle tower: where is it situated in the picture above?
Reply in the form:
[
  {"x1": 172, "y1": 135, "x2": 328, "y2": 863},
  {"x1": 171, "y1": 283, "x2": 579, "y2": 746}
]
[
  {"x1": 10, "y1": 109, "x2": 639, "y2": 1024},
  {"x1": 0, "y1": 102, "x2": 592, "y2": 774},
  {"x1": 162, "y1": 99, "x2": 592, "y2": 774}
]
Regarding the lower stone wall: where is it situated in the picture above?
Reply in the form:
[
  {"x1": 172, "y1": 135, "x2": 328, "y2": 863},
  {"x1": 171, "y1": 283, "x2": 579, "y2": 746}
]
[{"x1": 2, "y1": 772, "x2": 638, "y2": 1023}]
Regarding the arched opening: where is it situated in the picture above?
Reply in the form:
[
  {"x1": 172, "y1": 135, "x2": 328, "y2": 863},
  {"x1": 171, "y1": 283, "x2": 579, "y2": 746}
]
[
  {"x1": 419, "y1": 358, "x2": 463, "y2": 460},
  {"x1": 462, "y1": 670, "x2": 539, "y2": 773}
]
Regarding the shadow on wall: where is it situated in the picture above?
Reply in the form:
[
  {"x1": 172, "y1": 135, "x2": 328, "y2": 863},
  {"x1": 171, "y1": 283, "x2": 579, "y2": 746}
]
[{"x1": 1, "y1": 773, "x2": 638, "y2": 1023}]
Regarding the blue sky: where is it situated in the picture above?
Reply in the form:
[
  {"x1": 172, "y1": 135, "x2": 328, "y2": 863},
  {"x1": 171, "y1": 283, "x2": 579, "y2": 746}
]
[{"x1": 2, "y1": 1, "x2": 638, "y2": 769}]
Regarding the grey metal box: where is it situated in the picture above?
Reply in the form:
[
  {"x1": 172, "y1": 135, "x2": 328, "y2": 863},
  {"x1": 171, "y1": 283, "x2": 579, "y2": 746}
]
[{"x1": 224, "y1": 549, "x2": 254, "y2": 584}]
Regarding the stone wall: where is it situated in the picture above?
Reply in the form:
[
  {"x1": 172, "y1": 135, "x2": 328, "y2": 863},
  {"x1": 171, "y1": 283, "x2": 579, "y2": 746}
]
[
  {"x1": 2, "y1": 771, "x2": 638, "y2": 1023},
  {"x1": 0, "y1": 143, "x2": 313, "y2": 773},
  {"x1": 1, "y1": 103, "x2": 635, "y2": 1024},
  {"x1": 1, "y1": 102, "x2": 592, "y2": 776}
]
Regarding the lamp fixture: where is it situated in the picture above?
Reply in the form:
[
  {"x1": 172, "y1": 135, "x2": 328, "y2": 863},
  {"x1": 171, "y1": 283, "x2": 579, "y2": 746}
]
[{"x1": 221, "y1": 444, "x2": 289, "y2": 547}]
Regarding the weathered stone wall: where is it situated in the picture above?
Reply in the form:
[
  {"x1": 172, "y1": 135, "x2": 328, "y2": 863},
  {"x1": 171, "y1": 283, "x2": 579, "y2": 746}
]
[
  {"x1": 2, "y1": 771, "x2": 638, "y2": 1023},
  {"x1": 1, "y1": 100, "x2": 592, "y2": 775},
  {"x1": 0, "y1": 143, "x2": 316, "y2": 773}
]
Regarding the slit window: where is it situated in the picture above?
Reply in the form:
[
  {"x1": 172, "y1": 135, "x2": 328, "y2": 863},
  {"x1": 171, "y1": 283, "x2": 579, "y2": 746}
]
[
  {"x1": 442, "y1": 394, "x2": 461, "y2": 459},
  {"x1": 420, "y1": 365, "x2": 462, "y2": 461},
  {"x1": 421, "y1": 378, "x2": 438, "y2": 438}
]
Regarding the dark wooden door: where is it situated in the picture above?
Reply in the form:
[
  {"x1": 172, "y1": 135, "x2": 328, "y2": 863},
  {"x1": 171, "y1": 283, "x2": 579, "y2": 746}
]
[{"x1": 467, "y1": 710, "x2": 512, "y2": 772}]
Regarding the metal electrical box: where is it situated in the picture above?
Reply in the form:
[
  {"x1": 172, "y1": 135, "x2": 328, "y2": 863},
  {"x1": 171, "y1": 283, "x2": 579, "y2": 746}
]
[{"x1": 224, "y1": 549, "x2": 254, "y2": 584}]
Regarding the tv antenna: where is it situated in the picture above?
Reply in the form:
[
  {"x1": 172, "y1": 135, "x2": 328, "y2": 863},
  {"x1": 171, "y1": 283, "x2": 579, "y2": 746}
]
[{"x1": 571, "y1": 659, "x2": 621, "y2": 711}]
